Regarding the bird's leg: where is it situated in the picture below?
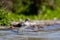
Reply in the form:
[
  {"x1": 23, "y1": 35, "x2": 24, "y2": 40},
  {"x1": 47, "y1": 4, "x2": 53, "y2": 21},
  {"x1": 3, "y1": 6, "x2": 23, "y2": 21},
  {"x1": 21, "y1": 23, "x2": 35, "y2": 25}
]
[{"x1": 17, "y1": 27, "x2": 23, "y2": 35}]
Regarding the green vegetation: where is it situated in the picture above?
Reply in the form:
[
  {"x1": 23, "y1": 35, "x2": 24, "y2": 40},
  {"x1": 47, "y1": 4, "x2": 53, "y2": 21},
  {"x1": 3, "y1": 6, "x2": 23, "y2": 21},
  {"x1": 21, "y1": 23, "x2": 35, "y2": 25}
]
[{"x1": 0, "y1": 0, "x2": 60, "y2": 26}]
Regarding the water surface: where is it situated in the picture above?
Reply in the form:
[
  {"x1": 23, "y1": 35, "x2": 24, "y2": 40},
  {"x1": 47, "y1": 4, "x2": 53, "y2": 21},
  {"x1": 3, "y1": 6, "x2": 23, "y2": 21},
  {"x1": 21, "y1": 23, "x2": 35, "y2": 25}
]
[{"x1": 0, "y1": 24, "x2": 60, "y2": 40}]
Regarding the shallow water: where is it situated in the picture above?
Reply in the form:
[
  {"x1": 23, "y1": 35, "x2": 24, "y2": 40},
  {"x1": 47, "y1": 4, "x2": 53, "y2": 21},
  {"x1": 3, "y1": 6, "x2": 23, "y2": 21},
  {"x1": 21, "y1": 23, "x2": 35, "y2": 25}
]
[{"x1": 0, "y1": 24, "x2": 60, "y2": 40}]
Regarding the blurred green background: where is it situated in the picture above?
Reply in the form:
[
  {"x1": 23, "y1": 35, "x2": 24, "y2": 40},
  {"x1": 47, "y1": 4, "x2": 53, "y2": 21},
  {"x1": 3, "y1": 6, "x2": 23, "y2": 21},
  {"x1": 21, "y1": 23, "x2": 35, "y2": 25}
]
[{"x1": 0, "y1": 0, "x2": 60, "y2": 26}]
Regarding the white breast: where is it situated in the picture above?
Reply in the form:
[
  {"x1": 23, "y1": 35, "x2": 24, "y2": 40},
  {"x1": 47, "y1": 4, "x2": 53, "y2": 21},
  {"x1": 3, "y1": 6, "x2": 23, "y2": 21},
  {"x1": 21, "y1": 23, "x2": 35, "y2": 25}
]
[{"x1": 24, "y1": 21, "x2": 30, "y2": 26}]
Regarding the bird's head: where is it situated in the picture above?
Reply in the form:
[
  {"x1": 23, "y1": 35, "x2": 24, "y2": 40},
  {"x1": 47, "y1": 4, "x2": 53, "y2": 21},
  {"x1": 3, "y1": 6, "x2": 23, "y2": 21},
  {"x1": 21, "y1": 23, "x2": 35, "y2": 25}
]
[{"x1": 25, "y1": 18, "x2": 30, "y2": 22}]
